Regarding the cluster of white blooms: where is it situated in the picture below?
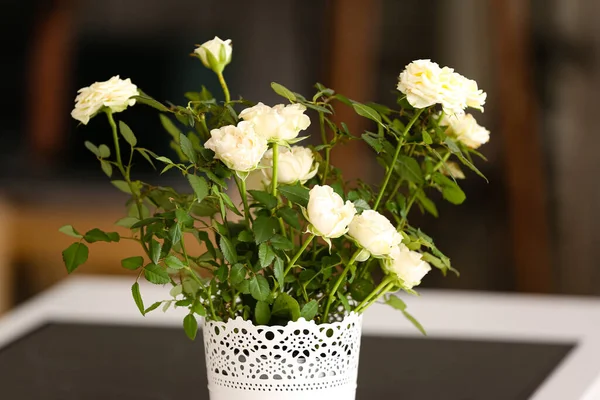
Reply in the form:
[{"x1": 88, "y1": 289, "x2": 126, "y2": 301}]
[
  {"x1": 440, "y1": 113, "x2": 490, "y2": 149},
  {"x1": 194, "y1": 36, "x2": 233, "y2": 74},
  {"x1": 204, "y1": 122, "x2": 268, "y2": 172},
  {"x1": 239, "y1": 102, "x2": 311, "y2": 143},
  {"x1": 384, "y1": 244, "x2": 431, "y2": 289},
  {"x1": 206, "y1": 102, "x2": 312, "y2": 173},
  {"x1": 397, "y1": 59, "x2": 486, "y2": 115},
  {"x1": 305, "y1": 187, "x2": 431, "y2": 288},
  {"x1": 71, "y1": 76, "x2": 138, "y2": 125}
]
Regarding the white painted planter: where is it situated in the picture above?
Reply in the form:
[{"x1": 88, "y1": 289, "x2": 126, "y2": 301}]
[{"x1": 203, "y1": 313, "x2": 363, "y2": 400}]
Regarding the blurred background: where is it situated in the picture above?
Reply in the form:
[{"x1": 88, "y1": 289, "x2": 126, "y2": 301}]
[{"x1": 1, "y1": 0, "x2": 599, "y2": 315}]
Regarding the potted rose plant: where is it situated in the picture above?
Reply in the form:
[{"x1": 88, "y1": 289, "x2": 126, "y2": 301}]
[{"x1": 60, "y1": 37, "x2": 489, "y2": 400}]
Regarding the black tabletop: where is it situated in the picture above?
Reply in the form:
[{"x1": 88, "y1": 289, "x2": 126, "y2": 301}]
[{"x1": 0, "y1": 322, "x2": 573, "y2": 400}]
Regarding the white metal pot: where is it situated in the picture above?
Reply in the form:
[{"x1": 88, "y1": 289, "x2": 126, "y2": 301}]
[{"x1": 203, "y1": 312, "x2": 363, "y2": 400}]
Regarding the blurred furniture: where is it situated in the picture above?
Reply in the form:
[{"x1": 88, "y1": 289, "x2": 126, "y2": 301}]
[
  {"x1": 0, "y1": 198, "x2": 14, "y2": 315},
  {"x1": 0, "y1": 276, "x2": 599, "y2": 399},
  {"x1": 10, "y1": 193, "x2": 207, "y2": 297},
  {"x1": 490, "y1": 0, "x2": 553, "y2": 293}
]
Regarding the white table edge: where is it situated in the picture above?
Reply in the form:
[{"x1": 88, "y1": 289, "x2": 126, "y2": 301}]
[{"x1": 0, "y1": 275, "x2": 599, "y2": 400}]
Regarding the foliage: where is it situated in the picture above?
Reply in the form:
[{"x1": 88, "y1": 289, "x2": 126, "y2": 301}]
[{"x1": 61, "y1": 51, "x2": 487, "y2": 340}]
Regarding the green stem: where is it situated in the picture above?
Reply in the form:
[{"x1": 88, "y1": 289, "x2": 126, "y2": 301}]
[
  {"x1": 106, "y1": 110, "x2": 150, "y2": 256},
  {"x1": 235, "y1": 176, "x2": 252, "y2": 228},
  {"x1": 373, "y1": 108, "x2": 424, "y2": 211},
  {"x1": 355, "y1": 276, "x2": 394, "y2": 313},
  {"x1": 271, "y1": 143, "x2": 279, "y2": 198},
  {"x1": 323, "y1": 250, "x2": 361, "y2": 319},
  {"x1": 217, "y1": 72, "x2": 230, "y2": 103},
  {"x1": 106, "y1": 111, "x2": 126, "y2": 177},
  {"x1": 432, "y1": 151, "x2": 451, "y2": 173},
  {"x1": 319, "y1": 113, "x2": 331, "y2": 184},
  {"x1": 284, "y1": 234, "x2": 315, "y2": 276},
  {"x1": 356, "y1": 281, "x2": 395, "y2": 313},
  {"x1": 180, "y1": 235, "x2": 216, "y2": 320}
]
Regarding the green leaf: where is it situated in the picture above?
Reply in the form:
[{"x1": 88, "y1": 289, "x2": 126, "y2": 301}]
[
  {"x1": 159, "y1": 114, "x2": 182, "y2": 140},
  {"x1": 272, "y1": 293, "x2": 301, "y2": 321},
  {"x1": 144, "y1": 263, "x2": 170, "y2": 284},
  {"x1": 249, "y1": 275, "x2": 270, "y2": 301},
  {"x1": 353, "y1": 199, "x2": 371, "y2": 213},
  {"x1": 362, "y1": 133, "x2": 384, "y2": 153},
  {"x1": 111, "y1": 180, "x2": 132, "y2": 194},
  {"x1": 144, "y1": 302, "x2": 162, "y2": 314},
  {"x1": 131, "y1": 217, "x2": 162, "y2": 229},
  {"x1": 84, "y1": 228, "x2": 119, "y2": 243},
  {"x1": 164, "y1": 255, "x2": 185, "y2": 270},
  {"x1": 62, "y1": 242, "x2": 89, "y2": 273},
  {"x1": 248, "y1": 190, "x2": 278, "y2": 209},
  {"x1": 416, "y1": 191, "x2": 438, "y2": 217},
  {"x1": 98, "y1": 144, "x2": 111, "y2": 158},
  {"x1": 255, "y1": 301, "x2": 271, "y2": 325},
  {"x1": 253, "y1": 216, "x2": 279, "y2": 244},
  {"x1": 433, "y1": 174, "x2": 466, "y2": 205},
  {"x1": 274, "y1": 257, "x2": 284, "y2": 289},
  {"x1": 279, "y1": 185, "x2": 309, "y2": 207},
  {"x1": 179, "y1": 133, "x2": 197, "y2": 163},
  {"x1": 422, "y1": 130, "x2": 432, "y2": 144},
  {"x1": 135, "y1": 92, "x2": 170, "y2": 112},
  {"x1": 136, "y1": 148, "x2": 156, "y2": 169},
  {"x1": 215, "y1": 264, "x2": 228, "y2": 282},
  {"x1": 350, "y1": 278, "x2": 375, "y2": 302},
  {"x1": 300, "y1": 300, "x2": 318, "y2": 320},
  {"x1": 121, "y1": 256, "x2": 144, "y2": 271},
  {"x1": 119, "y1": 120, "x2": 137, "y2": 147},
  {"x1": 271, "y1": 82, "x2": 296, "y2": 102},
  {"x1": 258, "y1": 243, "x2": 276, "y2": 268},
  {"x1": 131, "y1": 282, "x2": 145, "y2": 315},
  {"x1": 270, "y1": 235, "x2": 294, "y2": 251},
  {"x1": 237, "y1": 230, "x2": 254, "y2": 243},
  {"x1": 58, "y1": 225, "x2": 82, "y2": 238},
  {"x1": 187, "y1": 175, "x2": 209, "y2": 203},
  {"x1": 219, "y1": 236, "x2": 238, "y2": 264},
  {"x1": 395, "y1": 155, "x2": 424, "y2": 184},
  {"x1": 352, "y1": 102, "x2": 382, "y2": 124},
  {"x1": 100, "y1": 160, "x2": 113, "y2": 177},
  {"x1": 337, "y1": 292, "x2": 351, "y2": 312},
  {"x1": 385, "y1": 295, "x2": 426, "y2": 335},
  {"x1": 149, "y1": 239, "x2": 162, "y2": 264},
  {"x1": 277, "y1": 207, "x2": 301, "y2": 230},
  {"x1": 183, "y1": 314, "x2": 198, "y2": 340},
  {"x1": 230, "y1": 263, "x2": 246, "y2": 285},
  {"x1": 168, "y1": 223, "x2": 182, "y2": 246},
  {"x1": 84, "y1": 141, "x2": 100, "y2": 157},
  {"x1": 192, "y1": 301, "x2": 207, "y2": 317},
  {"x1": 117, "y1": 217, "x2": 139, "y2": 229}
]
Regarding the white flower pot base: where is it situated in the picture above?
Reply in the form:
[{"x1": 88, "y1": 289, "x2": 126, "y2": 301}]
[{"x1": 203, "y1": 313, "x2": 363, "y2": 400}]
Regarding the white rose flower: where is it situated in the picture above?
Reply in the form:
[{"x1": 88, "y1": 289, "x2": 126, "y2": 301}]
[
  {"x1": 441, "y1": 113, "x2": 490, "y2": 149},
  {"x1": 261, "y1": 146, "x2": 318, "y2": 185},
  {"x1": 397, "y1": 60, "x2": 487, "y2": 116},
  {"x1": 306, "y1": 185, "x2": 356, "y2": 243},
  {"x1": 71, "y1": 76, "x2": 138, "y2": 125},
  {"x1": 384, "y1": 244, "x2": 431, "y2": 289},
  {"x1": 204, "y1": 121, "x2": 268, "y2": 172},
  {"x1": 194, "y1": 36, "x2": 233, "y2": 74},
  {"x1": 397, "y1": 59, "x2": 444, "y2": 109},
  {"x1": 239, "y1": 102, "x2": 311, "y2": 143},
  {"x1": 348, "y1": 210, "x2": 403, "y2": 261}
]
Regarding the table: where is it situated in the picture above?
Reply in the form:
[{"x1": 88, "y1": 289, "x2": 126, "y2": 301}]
[{"x1": 0, "y1": 276, "x2": 599, "y2": 399}]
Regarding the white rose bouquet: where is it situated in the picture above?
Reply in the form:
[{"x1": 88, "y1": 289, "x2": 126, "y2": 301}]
[{"x1": 61, "y1": 39, "x2": 489, "y2": 338}]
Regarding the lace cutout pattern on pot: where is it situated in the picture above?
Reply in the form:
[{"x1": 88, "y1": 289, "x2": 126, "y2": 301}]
[{"x1": 203, "y1": 313, "x2": 363, "y2": 392}]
